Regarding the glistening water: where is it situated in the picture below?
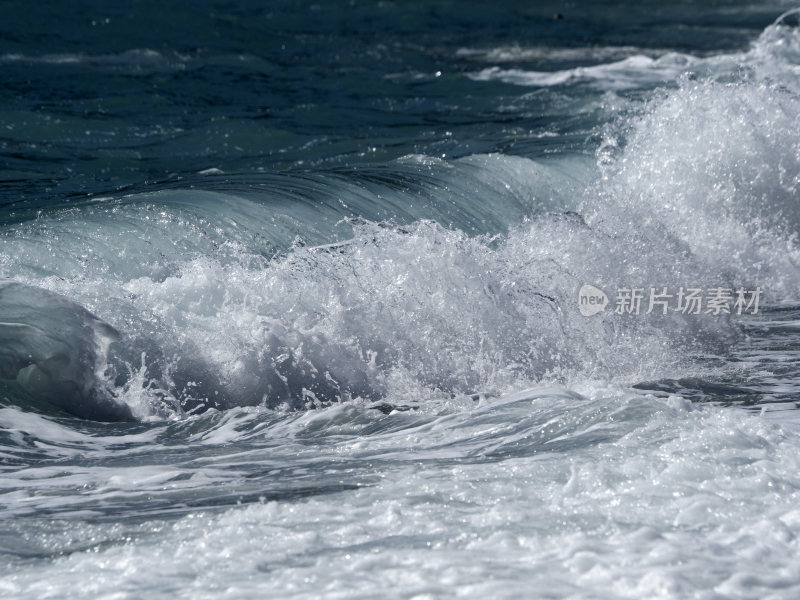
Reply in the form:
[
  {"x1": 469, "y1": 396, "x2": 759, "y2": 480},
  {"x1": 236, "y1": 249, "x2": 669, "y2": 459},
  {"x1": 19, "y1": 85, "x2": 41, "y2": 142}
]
[{"x1": 2, "y1": 2, "x2": 800, "y2": 598}]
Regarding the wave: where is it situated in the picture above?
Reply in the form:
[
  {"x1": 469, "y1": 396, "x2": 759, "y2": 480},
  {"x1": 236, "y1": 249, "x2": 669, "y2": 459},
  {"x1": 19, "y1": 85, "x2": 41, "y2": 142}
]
[
  {"x1": 0, "y1": 282, "x2": 126, "y2": 421},
  {"x1": 468, "y1": 9, "x2": 800, "y2": 91},
  {"x1": 1, "y1": 13, "x2": 800, "y2": 421},
  {"x1": 469, "y1": 54, "x2": 702, "y2": 91},
  {"x1": 0, "y1": 49, "x2": 189, "y2": 72},
  {"x1": 0, "y1": 155, "x2": 593, "y2": 419}
]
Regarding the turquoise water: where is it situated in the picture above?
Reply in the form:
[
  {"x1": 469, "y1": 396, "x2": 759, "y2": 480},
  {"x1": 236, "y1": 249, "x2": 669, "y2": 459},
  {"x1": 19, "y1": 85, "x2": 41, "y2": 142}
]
[{"x1": 2, "y1": 2, "x2": 800, "y2": 598}]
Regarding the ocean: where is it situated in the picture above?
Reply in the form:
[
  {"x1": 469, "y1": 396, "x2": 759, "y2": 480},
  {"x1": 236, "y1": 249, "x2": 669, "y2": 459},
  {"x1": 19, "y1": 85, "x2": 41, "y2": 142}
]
[{"x1": 2, "y1": 1, "x2": 800, "y2": 597}]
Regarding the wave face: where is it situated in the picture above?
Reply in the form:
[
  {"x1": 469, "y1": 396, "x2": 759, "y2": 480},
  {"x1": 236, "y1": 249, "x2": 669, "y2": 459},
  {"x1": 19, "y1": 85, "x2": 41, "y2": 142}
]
[
  {"x1": 0, "y1": 282, "x2": 125, "y2": 421},
  {"x1": 0, "y1": 154, "x2": 599, "y2": 417},
  {"x1": 2, "y1": 2, "x2": 800, "y2": 598}
]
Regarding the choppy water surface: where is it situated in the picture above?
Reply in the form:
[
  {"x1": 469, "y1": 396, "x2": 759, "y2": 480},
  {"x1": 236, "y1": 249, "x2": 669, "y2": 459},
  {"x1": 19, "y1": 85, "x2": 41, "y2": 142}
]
[{"x1": 2, "y1": 2, "x2": 800, "y2": 598}]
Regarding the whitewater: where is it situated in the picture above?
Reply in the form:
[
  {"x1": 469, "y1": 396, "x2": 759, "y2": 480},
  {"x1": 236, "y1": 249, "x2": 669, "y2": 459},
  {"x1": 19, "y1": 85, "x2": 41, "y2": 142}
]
[{"x1": 2, "y1": 2, "x2": 800, "y2": 598}]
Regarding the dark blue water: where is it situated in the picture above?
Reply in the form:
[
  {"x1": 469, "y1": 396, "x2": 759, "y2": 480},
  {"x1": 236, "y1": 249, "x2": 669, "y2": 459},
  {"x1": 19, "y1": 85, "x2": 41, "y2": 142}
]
[
  {"x1": 2, "y1": 2, "x2": 800, "y2": 598},
  {"x1": 1, "y1": 1, "x2": 784, "y2": 205}
]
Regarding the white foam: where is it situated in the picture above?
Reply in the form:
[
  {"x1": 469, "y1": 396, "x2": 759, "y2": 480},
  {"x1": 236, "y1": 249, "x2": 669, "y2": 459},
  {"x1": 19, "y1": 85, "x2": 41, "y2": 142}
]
[
  {"x1": 468, "y1": 11, "x2": 800, "y2": 92},
  {"x1": 3, "y1": 388, "x2": 800, "y2": 597},
  {"x1": 470, "y1": 54, "x2": 701, "y2": 91}
]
